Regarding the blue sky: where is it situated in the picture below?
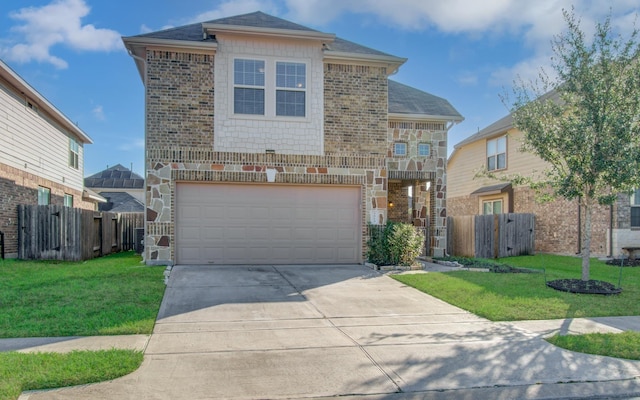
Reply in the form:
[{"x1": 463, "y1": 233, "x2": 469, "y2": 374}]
[{"x1": 0, "y1": 0, "x2": 637, "y2": 177}]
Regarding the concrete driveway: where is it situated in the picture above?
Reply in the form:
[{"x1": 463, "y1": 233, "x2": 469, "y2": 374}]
[{"x1": 21, "y1": 264, "x2": 640, "y2": 399}]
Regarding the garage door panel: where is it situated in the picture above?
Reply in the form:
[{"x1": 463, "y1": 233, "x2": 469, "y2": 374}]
[
  {"x1": 202, "y1": 227, "x2": 224, "y2": 240},
  {"x1": 176, "y1": 183, "x2": 361, "y2": 264}
]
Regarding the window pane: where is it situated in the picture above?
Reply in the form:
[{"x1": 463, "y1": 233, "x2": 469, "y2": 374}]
[
  {"x1": 497, "y1": 153, "x2": 506, "y2": 169},
  {"x1": 487, "y1": 140, "x2": 495, "y2": 156},
  {"x1": 38, "y1": 187, "x2": 50, "y2": 205},
  {"x1": 234, "y1": 88, "x2": 265, "y2": 115},
  {"x1": 632, "y1": 207, "x2": 640, "y2": 228},
  {"x1": 493, "y1": 200, "x2": 502, "y2": 214},
  {"x1": 497, "y1": 136, "x2": 506, "y2": 153},
  {"x1": 483, "y1": 202, "x2": 492, "y2": 215},
  {"x1": 487, "y1": 155, "x2": 496, "y2": 171},
  {"x1": 276, "y1": 90, "x2": 305, "y2": 117},
  {"x1": 631, "y1": 189, "x2": 640, "y2": 206},
  {"x1": 276, "y1": 62, "x2": 305, "y2": 89},
  {"x1": 234, "y1": 59, "x2": 264, "y2": 86},
  {"x1": 418, "y1": 143, "x2": 430, "y2": 156},
  {"x1": 394, "y1": 143, "x2": 407, "y2": 156},
  {"x1": 64, "y1": 194, "x2": 73, "y2": 207}
]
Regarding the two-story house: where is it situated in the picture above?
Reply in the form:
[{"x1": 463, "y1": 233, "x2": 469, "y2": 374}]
[
  {"x1": 448, "y1": 112, "x2": 638, "y2": 257},
  {"x1": 123, "y1": 11, "x2": 462, "y2": 266},
  {"x1": 0, "y1": 59, "x2": 99, "y2": 258}
]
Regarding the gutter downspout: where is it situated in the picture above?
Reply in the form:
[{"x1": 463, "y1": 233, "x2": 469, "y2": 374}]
[{"x1": 127, "y1": 49, "x2": 148, "y2": 264}]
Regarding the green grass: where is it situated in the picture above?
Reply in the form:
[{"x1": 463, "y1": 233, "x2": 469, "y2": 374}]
[
  {"x1": 547, "y1": 331, "x2": 640, "y2": 360},
  {"x1": 0, "y1": 350, "x2": 142, "y2": 400},
  {"x1": 0, "y1": 252, "x2": 166, "y2": 337},
  {"x1": 393, "y1": 254, "x2": 640, "y2": 321}
]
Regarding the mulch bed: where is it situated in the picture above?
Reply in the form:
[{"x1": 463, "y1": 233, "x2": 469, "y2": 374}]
[
  {"x1": 606, "y1": 258, "x2": 640, "y2": 267},
  {"x1": 546, "y1": 279, "x2": 622, "y2": 295}
]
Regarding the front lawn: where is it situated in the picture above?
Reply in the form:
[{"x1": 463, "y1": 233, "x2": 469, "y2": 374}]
[
  {"x1": 0, "y1": 350, "x2": 142, "y2": 400},
  {"x1": 0, "y1": 252, "x2": 166, "y2": 337},
  {"x1": 393, "y1": 254, "x2": 640, "y2": 321}
]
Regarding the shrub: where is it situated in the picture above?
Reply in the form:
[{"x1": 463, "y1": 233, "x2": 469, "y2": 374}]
[{"x1": 367, "y1": 222, "x2": 424, "y2": 266}]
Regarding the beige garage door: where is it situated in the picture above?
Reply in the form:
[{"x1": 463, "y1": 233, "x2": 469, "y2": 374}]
[{"x1": 176, "y1": 183, "x2": 361, "y2": 264}]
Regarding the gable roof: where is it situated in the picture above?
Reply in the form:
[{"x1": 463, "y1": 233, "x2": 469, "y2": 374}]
[
  {"x1": 0, "y1": 59, "x2": 92, "y2": 144},
  {"x1": 123, "y1": 11, "x2": 406, "y2": 80},
  {"x1": 98, "y1": 192, "x2": 145, "y2": 213},
  {"x1": 388, "y1": 80, "x2": 463, "y2": 121},
  {"x1": 455, "y1": 113, "x2": 514, "y2": 150},
  {"x1": 452, "y1": 89, "x2": 560, "y2": 153},
  {"x1": 85, "y1": 164, "x2": 144, "y2": 189}
]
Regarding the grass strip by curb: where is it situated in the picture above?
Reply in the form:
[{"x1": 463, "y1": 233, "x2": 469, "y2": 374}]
[
  {"x1": 0, "y1": 350, "x2": 143, "y2": 400},
  {"x1": 547, "y1": 331, "x2": 640, "y2": 360}
]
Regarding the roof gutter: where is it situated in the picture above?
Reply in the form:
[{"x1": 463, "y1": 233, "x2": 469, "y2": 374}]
[{"x1": 324, "y1": 51, "x2": 406, "y2": 75}]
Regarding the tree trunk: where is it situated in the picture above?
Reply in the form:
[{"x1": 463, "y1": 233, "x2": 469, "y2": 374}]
[{"x1": 581, "y1": 198, "x2": 593, "y2": 281}]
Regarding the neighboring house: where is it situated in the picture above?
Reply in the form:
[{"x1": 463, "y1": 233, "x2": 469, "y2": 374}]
[
  {"x1": 0, "y1": 59, "x2": 100, "y2": 258},
  {"x1": 123, "y1": 11, "x2": 462, "y2": 265},
  {"x1": 84, "y1": 164, "x2": 145, "y2": 212},
  {"x1": 448, "y1": 112, "x2": 638, "y2": 257}
]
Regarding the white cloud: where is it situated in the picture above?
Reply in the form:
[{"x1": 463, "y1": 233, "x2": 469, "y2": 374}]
[
  {"x1": 456, "y1": 72, "x2": 479, "y2": 86},
  {"x1": 187, "y1": 0, "x2": 279, "y2": 23},
  {"x1": 283, "y1": 0, "x2": 638, "y2": 88},
  {"x1": 92, "y1": 105, "x2": 105, "y2": 121},
  {"x1": 0, "y1": 0, "x2": 123, "y2": 69}
]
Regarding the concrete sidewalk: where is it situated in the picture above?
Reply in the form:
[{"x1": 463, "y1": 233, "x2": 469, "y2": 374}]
[{"x1": 11, "y1": 264, "x2": 640, "y2": 399}]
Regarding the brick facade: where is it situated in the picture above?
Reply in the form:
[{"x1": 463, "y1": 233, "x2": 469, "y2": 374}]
[
  {"x1": 141, "y1": 43, "x2": 454, "y2": 264},
  {"x1": 448, "y1": 186, "x2": 613, "y2": 256},
  {"x1": 144, "y1": 47, "x2": 398, "y2": 264},
  {"x1": 324, "y1": 64, "x2": 388, "y2": 155},
  {"x1": 0, "y1": 163, "x2": 94, "y2": 258}
]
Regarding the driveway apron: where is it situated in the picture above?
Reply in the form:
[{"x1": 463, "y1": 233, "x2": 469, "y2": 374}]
[{"x1": 20, "y1": 265, "x2": 640, "y2": 399}]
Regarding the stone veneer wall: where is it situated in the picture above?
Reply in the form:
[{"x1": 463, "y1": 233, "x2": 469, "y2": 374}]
[
  {"x1": 387, "y1": 122, "x2": 448, "y2": 256},
  {"x1": 144, "y1": 48, "x2": 392, "y2": 264},
  {"x1": 0, "y1": 163, "x2": 94, "y2": 258},
  {"x1": 447, "y1": 186, "x2": 611, "y2": 256}
]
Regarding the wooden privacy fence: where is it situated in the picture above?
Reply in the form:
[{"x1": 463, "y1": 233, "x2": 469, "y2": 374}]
[
  {"x1": 18, "y1": 204, "x2": 144, "y2": 261},
  {"x1": 447, "y1": 213, "x2": 535, "y2": 258}
]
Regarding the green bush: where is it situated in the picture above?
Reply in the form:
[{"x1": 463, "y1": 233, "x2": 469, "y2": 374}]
[{"x1": 367, "y1": 222, "x2": 424, "y2": 266}]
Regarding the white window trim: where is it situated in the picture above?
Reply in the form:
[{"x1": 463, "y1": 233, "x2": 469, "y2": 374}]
[
  {"x1": 482, "y1": 199, "x2": 503, "y2": 215},
  {"x1": 487, "y1": 135, "x2": 507, "y2": 171},
  {"x1": 229, "y1": 56, "x2": 310, "y2": 122}
]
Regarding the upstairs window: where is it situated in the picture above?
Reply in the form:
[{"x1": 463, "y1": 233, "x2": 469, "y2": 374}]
[
  {"x1": 418, "y1": 143, "x2": 431, "y2": 157},
  {"x1": 394, "y1": 142, "x2": 407, "y2": 156},
  {"x1": 487, "y1": 136, "x2": 507, "y2": 171},
  {"x1": 69, "y1": 137, "x2": 79, "y2": 169},
  {"x1": 276, "y1": 62, "x2": 306, "y2": 117},
  {"x1": 631, "y1": 189, "x2": 640, "y2": 228},
  {"x1": 38, "y1": 186, "x2": 50, "y2": 205},
  {"x1": 233, "y1": 58, "x2": 307, "y2": 118},
  {"x1": 234, "y1": 59, "x2": 265, "y2": 115}
]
